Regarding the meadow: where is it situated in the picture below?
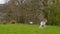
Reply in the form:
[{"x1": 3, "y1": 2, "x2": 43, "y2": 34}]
[{"x1": 0, "y1": 24, "x2": 60, "y2": 34}]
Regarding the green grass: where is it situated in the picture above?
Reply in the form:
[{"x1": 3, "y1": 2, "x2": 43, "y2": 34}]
[{"x1": 0, "y1": 24, "x2": 60, "y2": 34}]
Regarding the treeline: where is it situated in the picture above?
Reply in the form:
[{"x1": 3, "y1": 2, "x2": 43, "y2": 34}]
[
  {"x1": 0, "y1": 0, "x2": 60, "y2": 25},
  {"x1": 47, "y1": 0, "x2": 60, "y2": 25}
]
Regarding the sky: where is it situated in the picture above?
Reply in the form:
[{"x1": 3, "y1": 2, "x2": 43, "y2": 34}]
[{"x1": 0, "y1": 0, "x2": 9, "y2": 4}]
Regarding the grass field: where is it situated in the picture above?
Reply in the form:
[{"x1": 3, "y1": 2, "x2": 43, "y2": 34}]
[{"x1": 0, "y1": 24, "x2": 60, "y2": 34}]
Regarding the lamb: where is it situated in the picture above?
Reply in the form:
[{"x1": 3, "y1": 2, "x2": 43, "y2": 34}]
[{"x1": 39, "y1": 19, "x2": 47, "y2": 29}]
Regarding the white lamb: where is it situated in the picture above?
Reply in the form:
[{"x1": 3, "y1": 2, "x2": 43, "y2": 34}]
[{"x1": 39, "y1": 19, "x2": 47, "y2": 29}]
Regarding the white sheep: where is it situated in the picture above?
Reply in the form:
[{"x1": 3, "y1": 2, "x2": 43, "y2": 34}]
[
  {"x1": 39, "y1": 19, "x2": 47, "y2": 29},
  {"x1": 29, "y1": 21, "x2": 33, "y2": 24}
]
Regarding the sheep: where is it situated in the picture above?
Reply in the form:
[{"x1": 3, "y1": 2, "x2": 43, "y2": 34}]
[
  {"x1": 29, "y1": 21, "x2": 33, "y2": 24},
  {"x1": 39, "y1": 19, "x2": 47, "y2": 29}
]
